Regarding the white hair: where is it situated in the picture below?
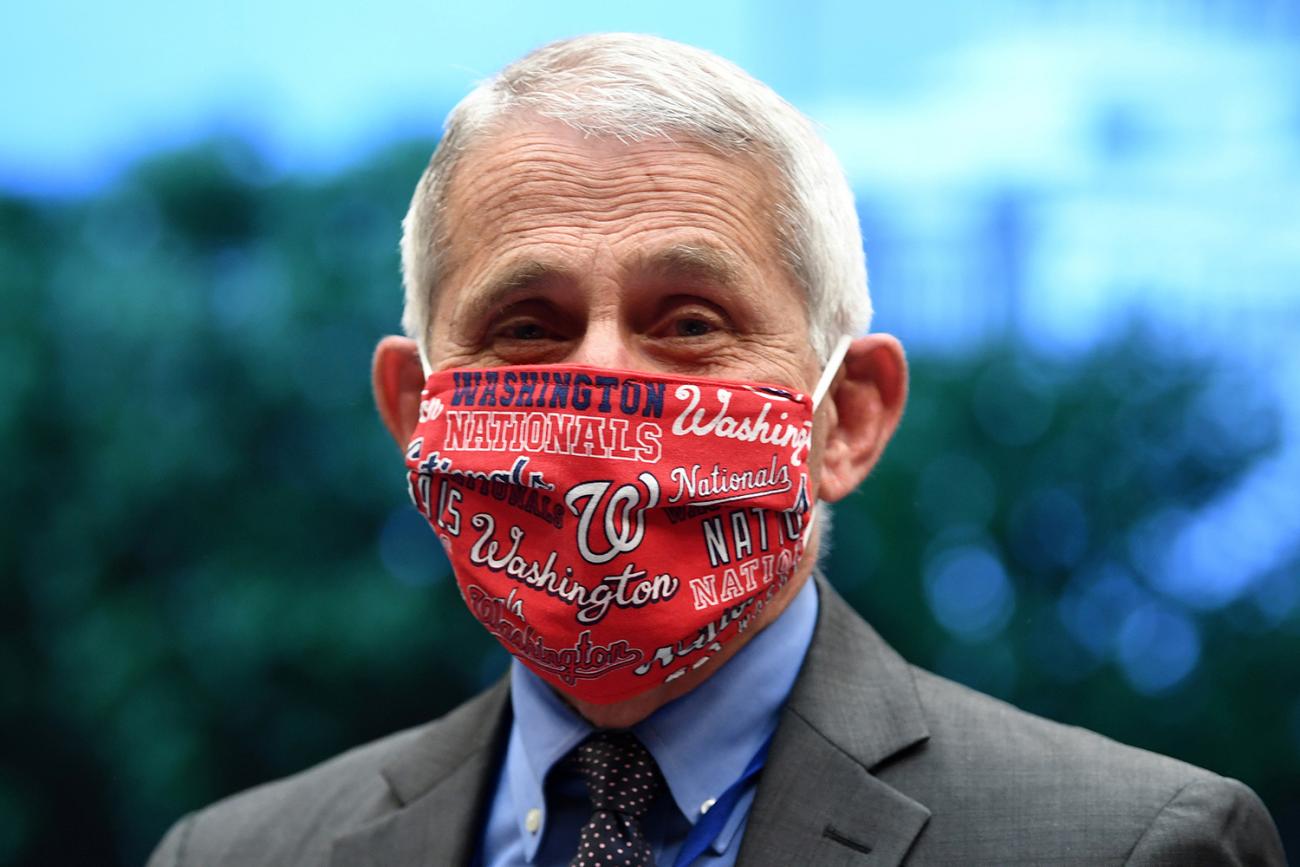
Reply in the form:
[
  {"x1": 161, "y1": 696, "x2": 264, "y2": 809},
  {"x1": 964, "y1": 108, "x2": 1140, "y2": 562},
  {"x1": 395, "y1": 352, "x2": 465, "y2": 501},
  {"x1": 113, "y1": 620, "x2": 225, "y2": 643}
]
[{"x1": 399, "y1": 32, "x2": 871, "y2": 366}]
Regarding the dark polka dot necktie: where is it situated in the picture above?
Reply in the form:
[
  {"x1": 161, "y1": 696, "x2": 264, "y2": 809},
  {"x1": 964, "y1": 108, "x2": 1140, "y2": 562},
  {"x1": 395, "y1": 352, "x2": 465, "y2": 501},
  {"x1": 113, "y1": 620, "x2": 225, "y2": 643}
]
[{"x1": 569, "y1": 731, "x2": 665, "y2": 867}]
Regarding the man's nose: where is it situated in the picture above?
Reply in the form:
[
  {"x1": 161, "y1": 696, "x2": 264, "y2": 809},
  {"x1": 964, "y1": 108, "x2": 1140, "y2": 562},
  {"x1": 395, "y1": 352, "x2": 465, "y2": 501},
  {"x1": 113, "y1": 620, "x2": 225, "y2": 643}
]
[{"x1": 569, "y1": 320, "x2": 637, "y2": 370}]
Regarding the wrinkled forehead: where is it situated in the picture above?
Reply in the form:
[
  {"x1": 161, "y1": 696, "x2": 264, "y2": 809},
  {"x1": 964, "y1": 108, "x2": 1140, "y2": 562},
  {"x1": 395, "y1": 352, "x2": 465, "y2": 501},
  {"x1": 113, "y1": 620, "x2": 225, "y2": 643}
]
[{"x1": 436, "y1": 117, "x2": 791, "y2": 282}]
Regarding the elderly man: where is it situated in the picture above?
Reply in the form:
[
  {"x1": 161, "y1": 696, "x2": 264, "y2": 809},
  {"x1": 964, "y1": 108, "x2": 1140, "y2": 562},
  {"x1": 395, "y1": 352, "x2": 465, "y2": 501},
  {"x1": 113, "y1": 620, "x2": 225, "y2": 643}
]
[{"x1": 150, "y1": 33, "x2": 1284, "y2": 867}]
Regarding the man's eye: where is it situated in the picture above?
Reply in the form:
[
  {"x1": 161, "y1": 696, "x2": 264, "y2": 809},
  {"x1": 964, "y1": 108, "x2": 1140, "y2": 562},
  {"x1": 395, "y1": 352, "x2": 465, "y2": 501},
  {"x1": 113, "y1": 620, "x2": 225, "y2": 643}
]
[
  {"x1": 499, "y1": 321, "x2": 550, "y2": 341},
  {"x1": 673, "y1": 317, "x2": 716, "y2": 338}
]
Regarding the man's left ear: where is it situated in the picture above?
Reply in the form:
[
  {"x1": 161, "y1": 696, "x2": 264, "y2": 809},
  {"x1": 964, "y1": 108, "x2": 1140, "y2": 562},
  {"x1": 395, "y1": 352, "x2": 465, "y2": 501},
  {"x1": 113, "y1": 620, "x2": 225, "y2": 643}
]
[
  {"x1": 816, "y1": 334, "x2": 908, "y2": 503},
  {"x1": 372, "y1": 336, "x2": 427, "y2": 449}
]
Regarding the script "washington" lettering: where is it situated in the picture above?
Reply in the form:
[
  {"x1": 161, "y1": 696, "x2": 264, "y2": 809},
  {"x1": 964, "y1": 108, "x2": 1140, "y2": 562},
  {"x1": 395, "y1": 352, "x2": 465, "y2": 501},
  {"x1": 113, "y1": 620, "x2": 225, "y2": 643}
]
[
  {"x1": 465, "y1": 585, "x2": 643, "y2": 684},
  {"x1": 468, "y1": 514, "x2": 679, "y2": 624},
  {"x1": 672, "y1": 385, "x2": 813, "y2": 466}
]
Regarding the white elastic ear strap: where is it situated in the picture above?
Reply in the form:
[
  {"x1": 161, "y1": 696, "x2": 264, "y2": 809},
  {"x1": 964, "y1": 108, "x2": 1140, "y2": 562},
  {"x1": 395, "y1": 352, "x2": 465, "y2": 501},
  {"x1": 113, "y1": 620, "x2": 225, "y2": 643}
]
[
  {"x1": 811, "y1": 335, "x2": 853, "y2": 410},
  {"x1": 801, "y1": 335, "x2": 852, "y2": 545}
]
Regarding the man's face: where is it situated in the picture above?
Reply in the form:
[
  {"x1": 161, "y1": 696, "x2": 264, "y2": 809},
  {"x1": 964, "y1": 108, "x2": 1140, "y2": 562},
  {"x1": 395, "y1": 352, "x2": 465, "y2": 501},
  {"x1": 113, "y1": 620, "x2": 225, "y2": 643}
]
[
  {"x1": 426, "y1": 118, "x2": 821, "y2": 400},
  {"x1": 379, "y1": 116, "x2": 906, "y2": 723}
]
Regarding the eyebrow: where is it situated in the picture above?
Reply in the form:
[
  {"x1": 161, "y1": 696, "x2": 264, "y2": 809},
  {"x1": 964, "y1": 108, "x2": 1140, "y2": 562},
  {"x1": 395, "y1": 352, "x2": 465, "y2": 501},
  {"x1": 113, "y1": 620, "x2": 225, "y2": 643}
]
[
  {"x1": 455, "y1": 242, "x2": 749, "y2": 326},
  {"x1": 633, "y1": 243, "x2": 748, "y2": 291},
  {"x1": 458, "y1": 259, "x2": 570, "y2": 326}
]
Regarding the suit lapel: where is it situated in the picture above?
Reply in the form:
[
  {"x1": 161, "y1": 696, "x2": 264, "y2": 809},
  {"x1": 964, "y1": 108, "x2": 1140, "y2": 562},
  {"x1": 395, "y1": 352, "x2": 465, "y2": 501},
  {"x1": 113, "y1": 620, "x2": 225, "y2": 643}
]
[
  {"x1": 327, "y1": 579, "x2": 930, "y2": 866},
  {"x1": 330, "y1": 679, "x2": 511, "y2": 867},
  {"x1": 737, "y1": 577, "x2": 932, "y2": 867}
]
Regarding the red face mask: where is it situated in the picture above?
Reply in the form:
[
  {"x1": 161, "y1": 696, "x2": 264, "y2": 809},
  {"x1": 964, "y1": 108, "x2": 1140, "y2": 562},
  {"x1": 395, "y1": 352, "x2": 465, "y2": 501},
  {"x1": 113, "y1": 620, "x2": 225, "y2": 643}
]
[{"x1": 405, "y1": 342, "x2": 848, "y2": 705}]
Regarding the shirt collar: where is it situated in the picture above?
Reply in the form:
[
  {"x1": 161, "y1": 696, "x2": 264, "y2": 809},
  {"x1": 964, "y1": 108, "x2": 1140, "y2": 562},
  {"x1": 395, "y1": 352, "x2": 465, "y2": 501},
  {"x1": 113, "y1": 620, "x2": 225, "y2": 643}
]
[
  {"x1": 507, "y1": 577, "x2": 820, "y2": 860},
  {"x1": 507, "y1": 658, "x2": 591, "y2": 860}
]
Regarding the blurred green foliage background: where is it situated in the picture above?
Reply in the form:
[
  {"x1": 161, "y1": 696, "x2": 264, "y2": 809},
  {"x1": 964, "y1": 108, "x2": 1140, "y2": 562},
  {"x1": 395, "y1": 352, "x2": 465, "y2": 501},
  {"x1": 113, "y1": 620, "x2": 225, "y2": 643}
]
[{"x1": 1, "y1": 138, "x2": 1297, "y2": 866}]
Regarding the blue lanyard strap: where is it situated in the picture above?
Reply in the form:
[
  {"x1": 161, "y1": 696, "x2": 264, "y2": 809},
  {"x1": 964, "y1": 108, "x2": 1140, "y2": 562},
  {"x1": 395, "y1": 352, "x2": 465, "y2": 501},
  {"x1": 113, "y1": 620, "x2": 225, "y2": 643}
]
[{"x1": 671, "y1": 734, "x2": 773, "y2": 867}]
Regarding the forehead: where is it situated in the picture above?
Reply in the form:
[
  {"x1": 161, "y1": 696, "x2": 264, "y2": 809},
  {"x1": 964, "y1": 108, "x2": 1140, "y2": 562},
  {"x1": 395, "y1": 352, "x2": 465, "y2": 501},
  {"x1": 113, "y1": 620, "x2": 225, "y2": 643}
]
[{"x1": 437, "y1": 119, "x2": 791, "y2": 292}]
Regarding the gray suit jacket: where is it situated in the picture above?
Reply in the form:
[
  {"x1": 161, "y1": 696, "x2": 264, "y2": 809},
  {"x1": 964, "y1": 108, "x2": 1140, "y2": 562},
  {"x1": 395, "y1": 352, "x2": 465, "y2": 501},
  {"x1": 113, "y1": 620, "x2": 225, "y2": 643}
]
[{"x1": 149, "y1": 580, "x2": 1287, "y2": 865}]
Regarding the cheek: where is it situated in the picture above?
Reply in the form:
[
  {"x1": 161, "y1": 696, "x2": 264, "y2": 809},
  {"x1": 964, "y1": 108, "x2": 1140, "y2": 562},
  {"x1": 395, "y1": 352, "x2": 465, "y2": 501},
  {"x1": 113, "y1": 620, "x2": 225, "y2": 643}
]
[
  {"x1": 426, "y1": 339, "x2": 485, "y2": 371},
  {"x1": 806, "y1": 403, "x2": 838, "y2": 494}
]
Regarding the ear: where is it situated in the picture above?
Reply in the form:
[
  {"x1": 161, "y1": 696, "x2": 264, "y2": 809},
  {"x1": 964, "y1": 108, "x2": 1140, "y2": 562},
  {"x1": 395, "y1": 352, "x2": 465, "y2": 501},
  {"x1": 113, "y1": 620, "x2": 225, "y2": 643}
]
[
  {"x1": 372, "y1": 336, "x2": 427, "y2": 449},
  {"x1": 816, "y1": 334, "x2": 908, "y2": 503}
]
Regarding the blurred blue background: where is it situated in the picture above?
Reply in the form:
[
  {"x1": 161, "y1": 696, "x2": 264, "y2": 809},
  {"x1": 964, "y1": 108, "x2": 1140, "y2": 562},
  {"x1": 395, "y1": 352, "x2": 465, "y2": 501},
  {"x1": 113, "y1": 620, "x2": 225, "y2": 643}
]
[{"x1": 2, "y1": 2, "x2": 1298, "y2": 864}]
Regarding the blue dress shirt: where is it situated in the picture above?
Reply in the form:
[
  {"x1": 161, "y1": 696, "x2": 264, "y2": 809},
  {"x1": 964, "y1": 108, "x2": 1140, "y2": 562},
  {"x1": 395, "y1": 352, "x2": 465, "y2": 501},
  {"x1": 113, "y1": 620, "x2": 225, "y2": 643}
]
[{"x1": 479, "y1": 578, "x2": 819, "y2": 867}]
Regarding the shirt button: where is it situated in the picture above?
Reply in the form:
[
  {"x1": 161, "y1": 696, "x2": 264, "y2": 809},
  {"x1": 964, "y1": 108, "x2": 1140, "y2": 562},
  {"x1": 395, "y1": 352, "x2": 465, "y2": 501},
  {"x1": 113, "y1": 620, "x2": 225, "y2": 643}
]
[
  {"x1": 525, "y1": 808, "x2": 542, "y2": 833},
  {"x1": 700, "y1": 798, "x2": 717, "y2": 815}
]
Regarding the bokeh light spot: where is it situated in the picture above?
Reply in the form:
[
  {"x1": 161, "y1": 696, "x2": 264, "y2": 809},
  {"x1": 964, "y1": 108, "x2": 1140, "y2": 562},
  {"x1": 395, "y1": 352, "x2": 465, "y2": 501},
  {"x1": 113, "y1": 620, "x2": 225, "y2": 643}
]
[
  {"x1": 1250, "y1": 570, "x2": 1299, "y2": 628},
  {"x1": 923, "y1": 544, "x2": 1016, "y2": 640},
  {"x1": 1116, "y1": 602, "x2": 1201, "y2": 695},
  {"x1": 1057, "y1": 563, "x2": 1151, "y2": 659},
  {"x1": 1009, "y1": 487, "x2": 1089, "y2": 572}
]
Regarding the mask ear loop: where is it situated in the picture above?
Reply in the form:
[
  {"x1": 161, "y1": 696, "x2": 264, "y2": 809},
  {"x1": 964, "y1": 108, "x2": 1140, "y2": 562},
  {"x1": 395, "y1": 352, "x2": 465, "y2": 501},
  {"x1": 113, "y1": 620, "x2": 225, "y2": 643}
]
[
  {"x1": 811, "y1": 334, "x2": 853, "y2": 411},
  {"x1": 800, "y1": 334, "x2": 854, "y2": 546}
]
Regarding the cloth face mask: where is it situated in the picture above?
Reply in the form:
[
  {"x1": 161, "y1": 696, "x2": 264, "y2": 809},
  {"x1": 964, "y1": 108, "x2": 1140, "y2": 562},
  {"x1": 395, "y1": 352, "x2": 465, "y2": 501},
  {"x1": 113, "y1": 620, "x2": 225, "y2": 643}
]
[{"x1": 405, "y1": 339, "x2": 850, "y2": 705}]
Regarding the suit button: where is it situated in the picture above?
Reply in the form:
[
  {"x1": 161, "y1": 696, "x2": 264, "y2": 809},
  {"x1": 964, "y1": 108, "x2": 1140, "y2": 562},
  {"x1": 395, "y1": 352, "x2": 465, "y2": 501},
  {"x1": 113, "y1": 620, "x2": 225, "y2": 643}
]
[{"x1": 525, "y1": 808, "x2": 542, "y2": 833}]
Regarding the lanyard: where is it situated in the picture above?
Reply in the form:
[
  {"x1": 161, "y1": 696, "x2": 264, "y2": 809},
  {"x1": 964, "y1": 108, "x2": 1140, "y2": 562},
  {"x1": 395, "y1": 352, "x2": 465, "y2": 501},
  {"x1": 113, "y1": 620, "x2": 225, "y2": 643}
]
[{"x1": 671, "y1": 734, "x2": 773, "y2": 867}]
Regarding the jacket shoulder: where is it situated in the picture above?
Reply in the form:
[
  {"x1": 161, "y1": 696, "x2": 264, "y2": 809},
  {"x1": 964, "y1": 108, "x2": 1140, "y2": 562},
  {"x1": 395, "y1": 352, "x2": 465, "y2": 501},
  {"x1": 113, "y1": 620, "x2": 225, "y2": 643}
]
[
  {"x1": 148, "y1": 725, "x2": 417, "y2": 867},
  {"x1": 894, "y1": 666, "x2": 1285, "y2": 864},
  {"x1": 147, "y1": 683, "x2": 508, "y2": 867},
  {"x1": 907, "y1": 664, "x2": 1207, "y2": 785}
]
